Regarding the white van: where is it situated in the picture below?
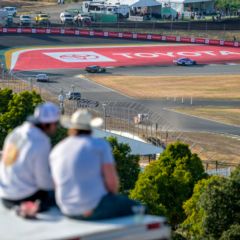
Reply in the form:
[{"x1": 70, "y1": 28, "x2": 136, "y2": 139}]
[{"x1": 3, "y1": 6, "x2": 17, "y2": 17}]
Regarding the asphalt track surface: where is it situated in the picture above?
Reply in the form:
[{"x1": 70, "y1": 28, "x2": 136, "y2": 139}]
[{"x1": 1, "y1": 34, "x2": 240, "y2": 136}]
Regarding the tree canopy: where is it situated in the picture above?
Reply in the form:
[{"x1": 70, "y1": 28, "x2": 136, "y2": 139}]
[
  {"x1": 130, "y1": 142, "x2": 205, "y2": 228},
  {"x1": 107, "y1": 136, "x2": 140, "y2": 194},
  {"x1": 181, "y1": 166, "x2": 240, "y2": 240},
  {"x1": 0, "y1": 89, "x2": 42, "y2": 148},
  {"x1": 215, "y1": 0, "x2": 240, "y2": 11}
]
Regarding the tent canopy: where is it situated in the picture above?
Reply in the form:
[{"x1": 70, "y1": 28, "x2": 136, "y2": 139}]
[{"x1": 131, "y1": 0, "x2": 161, "y2": 8}]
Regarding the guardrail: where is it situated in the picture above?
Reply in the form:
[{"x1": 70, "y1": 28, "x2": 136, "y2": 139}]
[{"x1": 0, "y1": 27, "x2": 239, "y2": 47}]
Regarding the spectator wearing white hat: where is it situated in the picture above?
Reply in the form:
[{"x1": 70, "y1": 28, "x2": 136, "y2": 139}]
[
  {"x1": 0, "y1": 102, "x2": 60, "y2": 214},
  {"x1": 50, "y1": 109, "x2": 140, "y2": 220}
]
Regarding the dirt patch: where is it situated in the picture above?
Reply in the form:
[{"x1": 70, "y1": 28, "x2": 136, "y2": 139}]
[
  {"x1": 177, "y1": 132, "x2": 240, "y2": 166},
  {"x1": 89, "y1": 75, "x2": 240, "y2": 100},
  {"x1": 0, "y1": 0, "x2": 56, "y2": 8},
  {"x1": 172, "y1": 107, "x2": 240, "y2": 126}
]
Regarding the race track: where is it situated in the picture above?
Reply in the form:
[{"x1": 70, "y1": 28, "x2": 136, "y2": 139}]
[
  {"x1": 6, "y1": 43, "x2": 240, "y2": 71},
  {"x1": 1, "y1": 34, "x2": 240, "y2": 136}
]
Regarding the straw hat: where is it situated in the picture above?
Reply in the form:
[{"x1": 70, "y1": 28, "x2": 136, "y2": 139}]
[{"x1": 61, "y1": 109, "x2": 103, "y2": 130}]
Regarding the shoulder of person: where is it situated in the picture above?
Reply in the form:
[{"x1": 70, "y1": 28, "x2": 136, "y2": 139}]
[
  {"x1": 50, "y1": 136, "x2": 72, "y2": 156},
  {"x1": 93, "y1": 137, "x2": 111, "y2": 148}
]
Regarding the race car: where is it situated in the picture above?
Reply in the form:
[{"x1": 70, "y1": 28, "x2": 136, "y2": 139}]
[
  {"x1": 85, "y1": 65, "x2": 106, "y2": 73},
  {"x1": 36, "y1": 73, "x2": 49, "y2": 82},
  {"x1": 173, "y1": 58, "x2": 197, "y2": 66}
]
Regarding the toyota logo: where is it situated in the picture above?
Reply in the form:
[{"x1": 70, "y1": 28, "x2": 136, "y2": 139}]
[{"x1": 59, "y1": 54, "x2": 99, "y2": 60}]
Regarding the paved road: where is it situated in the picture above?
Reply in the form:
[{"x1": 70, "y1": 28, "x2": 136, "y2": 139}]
[
  {"x1": 111, "y1": 64, "x2": 240, "y2": 76},
  {"x1": 0, "y1": 34, "x2": 150, "y2": 50},
  {"x1": 16, "y1": 68, "x2": 240, "y2": 136},
  {"x1": 1, "y1": 34, "x2": 240, "y2": 136}
]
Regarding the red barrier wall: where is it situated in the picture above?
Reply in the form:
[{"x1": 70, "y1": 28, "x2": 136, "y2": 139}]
[{"x1": 0, "y1": 27, "x2": 239, "y2": 47}]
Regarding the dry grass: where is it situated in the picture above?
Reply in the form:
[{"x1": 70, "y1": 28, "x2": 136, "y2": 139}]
[
  {"x1": 179, "y1": 132, "x2": 240, "y2": 166},
  {"x1": 90, "y1": 75, "x2": 240, "y2": 100},
  {"x1": 173, "y1": 107, "x2": 240, "y2": 126},
  {"x1": 0, "y1": 0, "x2": 56, "y2": 9}
]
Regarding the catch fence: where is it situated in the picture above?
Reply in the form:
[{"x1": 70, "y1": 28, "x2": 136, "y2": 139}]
[{"x1": 0, "y1": 71, "x2": 239, "y2": 170}]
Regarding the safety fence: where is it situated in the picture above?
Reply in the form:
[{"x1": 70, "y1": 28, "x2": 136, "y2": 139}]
[
  {"x1": 2, "y1": 72, "x2": 240, "y2": 170},
  {"x1": 0, "y1": 27, "x2": 239, "y2": 47}
]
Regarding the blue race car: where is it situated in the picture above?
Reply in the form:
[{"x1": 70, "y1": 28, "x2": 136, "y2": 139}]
[{"x1": 174, "y1": 58, "x2": 197, "y2": 66}]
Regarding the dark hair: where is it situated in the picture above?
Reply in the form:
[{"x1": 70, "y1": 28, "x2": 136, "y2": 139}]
[
  {"x1": 35, "y1": 123, "x2": 51, "y2": 131},
  {"x1": 69, "y1": 129, "x2": 92, "y2": 136},
  {"x1": 35, "y1": 122, "x2": 57, "y2": 132}
]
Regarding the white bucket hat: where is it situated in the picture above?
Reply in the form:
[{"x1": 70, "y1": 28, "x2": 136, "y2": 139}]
[
  {"x1": 28, "y1": 102, "x2": 60, "y2": 124},
  {"x1": 61, "y1": 109, "x2": 103, "y2": 130}
]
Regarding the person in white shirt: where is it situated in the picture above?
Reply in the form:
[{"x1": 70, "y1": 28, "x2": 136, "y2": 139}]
[
  {"x1": 0, "y1": 102, "x2": 60, "y2": 213},
  {"x1": 50, "y1": 109, "x2": 140, "y2": 220}
]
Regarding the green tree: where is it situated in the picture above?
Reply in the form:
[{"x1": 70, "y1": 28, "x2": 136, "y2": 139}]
[
  {"x1": 0, "y1": 90, "x2": 42, "y2": 148},
  {"x1": 215, "y1": 0, "x2": 240, "y2": 12},
  {"x1": 220, "y1": 224, "x2": 240, "y2": 240},
  {"x1": 51, "y1": 126, "x2": 67, "y2": 146},
  {"x1": 180, "y1": 176, "x2": 222, "y2": 239},
  {"x1": 107, "y1": 136, "x2": 140, "y2": 194},
  {"x1": 0, "y1": 88, "x2": 13, "y2": 113},
  {"x1": 201, "y1": 167, "x2": 240, "y2": 239},
  {"x1": 130, "y1": 142, "x2": 205, "y2": 228},
  {"x1": 181, "y1": 166, "x2": 240, "y2": 240}
]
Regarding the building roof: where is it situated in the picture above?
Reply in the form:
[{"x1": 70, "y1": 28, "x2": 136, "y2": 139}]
[
  {"x1": 131, "y1": 0, "x2": 161, "y2": 7},
  {"x1": 93, "y1": 129, "x2": 164, "y2": 155},
  {"x1": 106, "y1": 0, "x2": 213, "y2": 6}
]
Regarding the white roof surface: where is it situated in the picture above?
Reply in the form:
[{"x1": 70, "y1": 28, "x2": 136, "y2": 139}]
[
  {"x1": 107, "y1": 0, "x2": 213, "y2": 5},
  {"x1": 0, "y1": 203, "x2": 170, "y2": 240},
  {"x1": 131, "y1": 0, "x2": 161, "y2": 7},
  {"x1": 93, "y1": 128, "x2": 163, "y2": 155}
]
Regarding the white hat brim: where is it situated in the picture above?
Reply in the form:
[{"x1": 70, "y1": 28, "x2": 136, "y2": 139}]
[{"x1": 60, "y1": 115, "x2": 103, "y2": 130}]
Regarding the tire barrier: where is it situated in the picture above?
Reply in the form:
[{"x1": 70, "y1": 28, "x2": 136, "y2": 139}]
[{"x1": 0, "y1": 27, "x2": 239, "y2": 48}]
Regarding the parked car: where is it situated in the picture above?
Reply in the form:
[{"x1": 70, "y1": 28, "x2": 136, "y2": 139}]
[
  {"x1": 35, "y1": 13, "x2": 50, "y2": 25},
  {"x1": 74, "y1": 13, "x2": 91, "y2": 25},
  {"x1": 36, "y1": 73, "x2": 49, "y2": 82},
  {"x1": 20, "y1": 15, "x2": 31, "y2": 26},
  {"x1": 3, "y1": 7, "x2": 17, "y2": 17},
  {"x1": 66, "y1": 91, "x2": 81, "y2": 100},
  {"x1": 0, "y1": 9, "x2": 9, "y2": 26},
  {"x1": 7, "y1": 14, "x2": 13, "y2": 26},
  {"x1": 85, "y1": 65, "x2": 106, "y2": 73},
  {"x1": 173, "y1": 58, "x2": 197, "y2": 66},
  {"x1": 60, "y1": 12, "x2": 74, "y2": 24}
]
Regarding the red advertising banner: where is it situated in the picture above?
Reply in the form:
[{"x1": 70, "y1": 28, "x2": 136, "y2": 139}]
[
  {"x1": 93, "y1": 31, "x2": 104, "y2": 37},
  {"x1": 122, "y1": 32, "x2": 133, "y2": 38},
  {"x1": 166, "y1": 36, "x2": 177, "y2": 41},
  {"x1": 136, "y1": 33, "x2": 148, "y2": 40},
  {"x1": 79, "y1": 29, "x2": 90, "y2": 36},
  {"x1": 180, "y1": 37, "x2": 191, "y2": 43},
  {"x1": 108, "y1": 32, "x2": 118, "y2": 37},
  {"x1": 36, "y1": 28, "x2": 47, "y2": 34},
  {"x1": 50, "y1": 28, "x2": 61, "y2": 34},
  {"x1": 64, "y1": 29, "x2": 75, "y2": 35},
  {"x1": 195, "y1": 38, "x2": 206, "y2": 44},
  {"x1": 21, "y1": 28, "x2": 33, "y2": 33},
  {"x1": 223, "y1": 41, "x2": 235, "y2": 47},
  {"x1": 209, "y1": 39, "x2": 221, "y2": 45},
  {"x1": 151, "y1": 34, "x2": 162, "y2": 40},
  {"x1": 0, "y1": 27, "x2": 239, "y2": 48}
]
